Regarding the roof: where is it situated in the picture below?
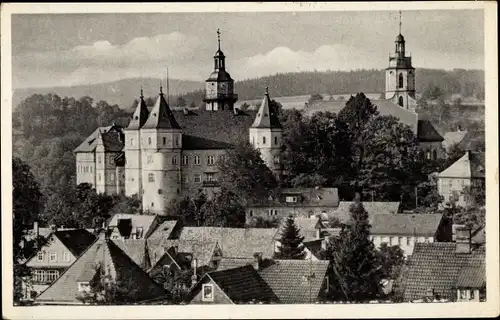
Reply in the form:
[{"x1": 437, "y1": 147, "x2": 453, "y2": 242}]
[
  {"x1": 147, "y1": 220, "x2": 180, "y2": 240},
  {"x1": 206, "y1": 70, "x2": 233, "y2": 82},
  {"x1": 402, "y1": 243, "x2": 485, "y2": 301},
  {"x1": 141, "y1": 93, "x2": 181, "y2": 130},
  {"x1": 258, "y1": 259, "x2": 330, "y2": 303},
  {"x1": 250, "y1": 91, "x2": 282, "y2": 129},
  {"x1": 178, "y1": 227, "x2": 278, "y2": 259},
  {"x1": 417, "y1": 120, "x2": 444, "y2": 142},
  {"x1": 456, "y1": 130, "x2": 485, "y2": 151},
  {"x1": 53, "y1": 229, "x2": 97, "y2": 257},
  {"x1": 108, "y1": 214, "x2": 159, "y2": 238},
  {"x1": 248, "y1": 188, "x2": 339, "y2": 208},
  {"x1": 332, "y1": 201, "x2": 400, "y2": 223},
  {"x1": 111, "y1": 239, "x2": 150, "y2": 270},
  {"x1": 443, "y1": 131, "x2": 468, "y2": 151},
  {"x1": 304, "y1": 99, "x2": 419, "y2": 133},
  {"x1": 395, "y1": 33, "x2": 405, "y2": 42},
  {"x1": 303, "y1": 239, "x2": 323, "y2": 259},
  {"x1": 73, "y1": 125, "x2": 123, "y2": 153},
  {"x1": 370, "y1": 213, "x2": 444, "y2": 236},
  {"x1": 36, "y1": 236, "x2": 165, "y2": 304},
  {"x1": 126, "y1": 95, "x2": 150, "y2": 130},
  {"x1": 278, "y1": 217, "x2": 324, "y2": 242},
  {"x1": 96, "y1": 129, "x2": 125, "y2": 152},
  {"x1": 147, "y1": 237, "x2": 218, "y2": 268},
  {"x1": 438, "y1": 151, "x2": 485, "y2": 178},
  {"x1": 200, "y1": 265, "x2": 278, "y2": 303}
]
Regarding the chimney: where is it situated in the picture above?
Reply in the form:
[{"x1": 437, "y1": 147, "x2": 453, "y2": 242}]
[
  {"x1": 33, "y1": 221, "x2": 39, "y2": 238},
  {"x1": 252, "y1": 252, "x2": 263, "y2": 271},
  {"x1": 233, "y1": 107, "x2": 239, "y2": 115},
  {"x1": 183, "y1": 108, "x2": 189, "y2": 115},
  {"x1": 50, "y1": 224, "x2": 57, "y2": 233},
  {"x1": 455, "y1": 226, "x2": 472, "y2": 254}
]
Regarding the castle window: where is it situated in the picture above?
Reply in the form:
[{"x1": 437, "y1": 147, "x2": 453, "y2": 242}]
[
  {"x1": 182, "y1": 174, "x2": 188, "y2": 183},
  {"x1": 273, "y1": 155, "x2": 280, "y2": 164},
  {"x1": 249, "y1": 210, "x2": 254, "y2": 217},
  {"x1": 158, "y1": 189, "x2": 163, "y2": 194},
  {"x1": 148, "y1": 137, "x2": 152, "y2": 145},
  {"x1": 151, "y1": 202, "x2": 154, "y2": 207},
  {"x1": 263, "y1": 136, "x2": 266, "y2": 144},
  {"x1": 147, "y1": 155, "x2": 152, "y2": 164},
  {"x1": 194, "y1": 155, "x2": 200, "y2": 165},
  {"x1": 148, "y1": 173, "x2": 155, "y2": 183},
  {"x1": 182, "y1": 155, "x2": 189, "y2": 165},
  {"x1": 172, "y1": 156, "x2": 178, "y2": 165},
  {"x1": 275, "y1": 136, "x2": 278, "y2": 145},
  {"x1": 194, "y1": 174, "x2": 201, "y2": 183},
  {"x1": 98, "y1": 156, "x2": 102, "y2": 164},
  {"x1": 204, "y1": 173, "x2": 216, "y2": 182},
  {"x1": 131, "y1": 138, "x2": 134, "y2": 146},
  {"x1": 398, "y1": 96, "x2": 404, "y2": 107},
  {"x1": 110, "y1": 172, "x2": 115, "y2": 182},
  {"x1": 176, "y1": 135, "x2": 180, "y2": 147},
  {"x1": 98, "y1": 173, "x2": 101, "y2": 181},
  {"x1": 398, "y1": 73, "x2": 404, "y2": 88},
  {"x1": 90, "y1": 167, "x2": 92, "y2": 173},
  {"x1": 207, "y1": 155, "x2": 215, "y2": 166},
  {"x1": 163, "y1": 137, "x2": 166, "y2": 145}
]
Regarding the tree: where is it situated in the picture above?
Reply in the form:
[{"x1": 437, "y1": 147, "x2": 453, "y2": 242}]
[
  {"x1": 245, "y1": 216, "x2": 280, "y2": 228},
  {"x1": 325, "y1": 195, "x2": 383, "y2": 301},
  {"x1": 415, "y1": 176, "x2": 444, "y2": 211},
  {"x1": 240, "y1": 102, "x2": 250, "y2": 110},
  {"x1": 149, "y1": 265, "x2": 192, "y2": 304},
  {"x1": 199, "y1": 189, "x2": 246, "y2": 228},
  {"x1": 13, "y1": 157, "x2": 44, "y2": 302},
  {"x1": 188, "y1": 101, "x2": 196, "y2": 109},
  {"x1": 218, "y1": 141, "x2": 278, "y2": 204},
  {"x1": 175, "y1": 97, "x2": 187, "y2": 108},
  {"x1": 376, "y1": 243, "x2": 405, "y2": 280},
  {"x1": 169, "y1": 192, "x2": 207, "y2": 227},
  {"x1": 421, "y1": 85, "x2": 444, "y2": 101},
  {"x1": 275, "y1": 216, "x2": 306, "y2": 260},
  {"x1": 307, "y1": 93, "x2": 324, "y2": 105}
]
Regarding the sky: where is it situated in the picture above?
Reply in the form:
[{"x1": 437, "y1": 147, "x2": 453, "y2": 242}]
[{"x1": 11, "y1": 9, "x2": 484, "y2": 89}]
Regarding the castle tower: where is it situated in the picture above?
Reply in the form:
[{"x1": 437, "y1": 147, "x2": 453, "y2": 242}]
[
  {"x1": 203, "y1": 29, "x2": 238, "y2": 111},
  {"x1": 124, "y1": 88, "x2": 149, "y2": 197},
  {"x1": 385, "y1": 11, "x2": 416, "y2": 111},
  {"x1": 249, "y1": 87, "x2": 283, "y2": 177},
  {"x1": 140, "y1": 86, "x2": 182, "y2": 214}
]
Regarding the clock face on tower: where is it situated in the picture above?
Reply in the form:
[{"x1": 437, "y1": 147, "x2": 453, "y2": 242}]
[
  {"x1": 206, "y1": 82, "x2": 216, "y2": 97},
  {"x1": 219, "y1": 82, "x2": 228, "y2": 94}
]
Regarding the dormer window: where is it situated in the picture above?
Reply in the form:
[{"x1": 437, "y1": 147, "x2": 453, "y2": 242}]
[
  {"x1": 316, "y1": 195, "x2": 322, "y2": 200},
  {"x1": 286, "y1": 196, "x2": 298, "y2": 203}
]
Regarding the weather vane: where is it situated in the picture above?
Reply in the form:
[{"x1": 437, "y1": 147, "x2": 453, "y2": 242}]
[
  {"x1": 399, "y1": 10, "x2": 402, "y2": 34},
  {"x1": 217, "y1": 28, "x2": 221, "y2": 50}
]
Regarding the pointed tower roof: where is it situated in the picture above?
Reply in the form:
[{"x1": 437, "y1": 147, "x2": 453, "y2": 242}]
[
  {"x1": 251, "y1": 87, "x2": 282, "y2": 129},
  {"x1": 36, "y1": 233, "x2": 166, "y2": 304},
  {"x1": 141, "y1": 86, "x2": 181, "y2": 130},
  {"x1": 127, "y1": 88, "x2": 150, "y2": 130}
]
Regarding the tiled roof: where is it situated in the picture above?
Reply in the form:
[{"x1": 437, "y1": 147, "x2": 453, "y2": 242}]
[
  {"x1": 370, "y1": 213, "x2": 444, "y2": 236},
  {"x1": 217, "y1": 257, "x2": 275, "y2": 272},
  {"x1": 206, "y1": 70, "x2": 233, "y2": 82},
  {"x1": 182, "y1": 134, "x2": 234, "y2": 150},
  {"x1": 303, "y1": 239, "x2": 323, "y2": 259},
  {"x1": 251, "y1": 91, "x2": 282, "y2": 129},
  {"x1": 417, "y1": 120, "x2": 444, "y2": 142},
  {"x1": 73, "y1": 125, "x2": 123, "y2": 153},
  {"x1": 332, "y1": 201, "x2": 400, "y2": 223},
  {"x1": 402, "y1": 243, "x2": 485, "y2": 301},
  {"x1": 438, "y1": 151, "x2": 485, "y2": 178},
  {"x1": 98, "y1": 130, "x2": 125, "y2": 152},
  {"x1": 36, "y1": 236, "x2": 165, "y2": 304},
  {"x1": 112, "y1": 239, "x2": 150, "y2": 270},
  {"x1": 443, "y1": 131, "x2": 468, "y2": 151},
  {"x1": 248, "y1": 188, "x2": 339, "y2": 208},
  {"x1": 456, "y1": 130, "x2": 485, "y2": 151},
  {"x1": 108, "y1": 213, "x2": 159, "y2": 239},
  {"x1": 202, "y1": 265, "x2": 278, "y2": 303},
  {"x1": 147, "y1": 238, "x2": 218, "y2": 268},
  {"x1": 178, "y1": 227, "x2": 279, "y2": 259},
  {"x1": 126, "y1": 95, "x2": 150, "y2": 130},
  {"x1": 147, "y1": 220, "x2": 180, "y2": 240},
  {"x1": 259, "y1": 259, "x2": 330, "y2": 304},
  {"x1": 54, "y1": 229, "x2": 97, "y2": 257},
  {"x1": 142, "y1": 93, "x2": 181, "y2": 130}
]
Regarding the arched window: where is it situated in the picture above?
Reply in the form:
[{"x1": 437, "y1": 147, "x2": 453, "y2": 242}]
[
  {"x1": 398, "y1": 73, "x2": 404, "y2": 88},
  {"x1": 432, "y1": 149, "x2": 437, "y2": 160},
  {"x1": 398, "y1": 96, "x2": 404, "y2": 107},
  {"x1": 274, "y1": 136, "x2": 278, "y2": 145},
  {"x1": 263, "y1": 136, "x2": 266, "y2": 144}
]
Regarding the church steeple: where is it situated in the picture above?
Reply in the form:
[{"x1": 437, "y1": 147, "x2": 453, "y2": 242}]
[
  {"x1": 251, "y1": 87, "x2": 282, "y2": 129},
  {"x1": 214, "y1": 28, "x2": 226, "y2": 71},
  {"x1": 395, "y1": 11, "x2": 405, "y2": 57},
  {"x1": 127, "y1": 87, "x2": 150, "y2": 130}
]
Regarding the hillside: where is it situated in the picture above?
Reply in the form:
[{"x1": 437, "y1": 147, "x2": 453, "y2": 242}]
[{"x1": 12, "y1": 78, "x2": 204, "y2": 109}]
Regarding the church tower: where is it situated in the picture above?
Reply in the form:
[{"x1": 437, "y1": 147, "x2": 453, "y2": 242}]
[
  {"x1": 140, "y1": 86, "x2": 182, "y2": 214},
  {"x1": 385, "y1": 11, "x2": 416, "y2": 111},
  {"x1": 203, "y1": 29, "x2": 238, "y2": 111},
  {"x1": 124, "y1": 88, "x2": 149, "y2": 197},
  {"x1": 249, "y1": 87, "x2": 283, "y2": 177}
]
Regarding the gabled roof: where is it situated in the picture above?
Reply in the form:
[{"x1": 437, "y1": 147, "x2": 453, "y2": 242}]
[
  {"x1": 417, "y1": 120, "x2": 444, "y2": 142},
  {"x1": 147, "y1": 238, "x2": 218, "y2": 268},
  {"x1": 303, "y1": 239, "x2": 323, "y2": 260},
  {"x1": 258, "y1": 259, "x2": 330, "y2": 304},
  {"x1": 73, "y1": 125, "x2": 123, "y2": 153},
  {"x1": 251, "y1": 90, "x2": 282, "y2": 129},
  {"x1": 370, "y1": 213, "x2": 444, "y2": 237},
  {"x1": 36, "y1": 236, "x2": 165, "y2": 304},
  {"x1": 193, "y1": 265, "x2": 278, "y2": 303},
  {"x1": 333, "y1": 201, "x2": 400, "y2": 223},
  {"x1": 402, "y1": 243, "x2": 485, "y2": 301},
  {"x1": 456, "y1": 130, "x2": 485, "y2": 151},
  {"x1": 443, "y1": 130, "x2": 468, "y2": 151},
  {"x1": 126, "y1": 95, "x2": 150, "y2": 130},
  {"x1": 108, "y1": 214, "x2": 159, "y2": 239},
  {"x1": 438, "y1": 151, "x2": 485, "y2": 178},
  {"x1": 248, "y1": 188, "x2": 339, "y2": 208},
  {"x1": 147, "y1": 220, "x2": 180, "y2": 240},
  {"x1": 141, "y1": 92, "x2": 181, "y2": 130},
  {"x1": 177, "y1": 227, "x2": 278, "y2": 259},
  {"x1": 53, "y1": 229, "x2": 97, "y2": 257},
  {"x1": 112, "y1": 239, "x2": 150, "y2": 270}
]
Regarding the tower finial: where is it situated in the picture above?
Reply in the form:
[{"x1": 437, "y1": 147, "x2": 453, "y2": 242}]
[
  {"x1": 399, "y1": 10, "x2": 402, "y2": 35},
  {"x1": 160, "y1": 82, "x2": 163, "y2": 95},
  {"x1": 217, "y1": 28, "x2": 221, "y2": 50},
  {"x1": 140, "y1": 86, "x2": 144, "y2": 99}
]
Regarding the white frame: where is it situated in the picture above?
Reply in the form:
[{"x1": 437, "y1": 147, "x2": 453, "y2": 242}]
[
  {"x1": 63, "y1": 251, "x2": 71, "y2": 262},
  {"x1": 49, "y1": 251, "x2": 57, "y2": 262},
  {"x1": 37, "y1": 251, "x2": 44, "y2": 261},
  {"x1": 202, "y1": 283, "x2": 214, "y2": 302}
]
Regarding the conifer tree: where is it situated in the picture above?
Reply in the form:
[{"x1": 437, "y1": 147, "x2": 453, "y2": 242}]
[
  {"x1": 325, "y1": 194, "x2": 382, "y2": 301},
  {"x1": 275, "y1": 216, "x2": 306, "y2": 260}
]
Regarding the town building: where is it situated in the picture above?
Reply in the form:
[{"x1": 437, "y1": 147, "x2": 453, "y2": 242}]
[
  {"x1": 437, "y1": 150, "x2": 485, "y2": 207},
  {"x1": 401, "y1": 227, "x2": 485, "y2": 302},
  {"x1": 369, "y1": 213, "x2": 452, "y2": 256},
  {"x1": 74, "y1": 31, "x2": 283, "y2": 214},
  {"x1": 107, "y1": 213, "x2": 163, "y2": 240},
  {"x1": 331, "y1": 201, "x2": 401, "y2": 223}
]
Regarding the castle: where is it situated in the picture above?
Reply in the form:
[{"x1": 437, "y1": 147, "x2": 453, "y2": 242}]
[{"x1": 74, "y1": 25, "x2": 444, "y2": 214}]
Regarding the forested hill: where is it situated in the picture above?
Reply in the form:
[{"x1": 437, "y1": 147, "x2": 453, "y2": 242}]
[{"x1": 13, "y1": 69, "x2": 484, "y2": 110}]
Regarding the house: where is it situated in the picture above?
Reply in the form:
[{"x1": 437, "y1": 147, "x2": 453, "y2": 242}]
[
  {"x1": 188, "y1": 264, "x2": 278, "y2": 304},
  {"x1": 401, "y1": 227, "x2": 485, "y2": 302},
  {"x1": 147, "y1": 219, "x2": 182, "y2": 240},
  {"x1": 437, "y1": 150, "x2": 485, "y2": 207},
  {"x1": 455, "y1": 130, "x2": 485, "y2": 152},
  {"x1": 35, "y1": 231, "x2": 166, "y2": 305},
  {"x1": 197, "y1": 254, "x2": 330, "y2": 304},
  {"x1": 369, "y1": 213, "x2": 452, "y2": 256},
  {"x1": 331, "y1": 201, "x2": 401, "y2": 223},
  {"x1": 107, "y1": 213, "x2": 161, "y2": 240},
  {"x1": 22, "y1": 229, "x2": 96, "y2": 299},
  {"x1": 112, "y1": 239, "x2": 151, "y2": 270},
  {"x1": 246, "y1": 188, "x2": 339, "y2": 223},
  {"x1": 442, "y1": 129, "x2": 469, "y2": 153}
]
